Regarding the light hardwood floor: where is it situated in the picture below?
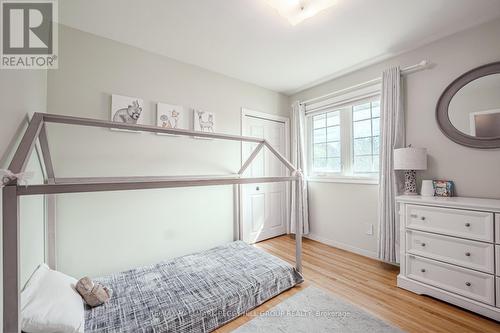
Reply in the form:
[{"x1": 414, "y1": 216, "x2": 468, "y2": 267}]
[{"x1": 216, "y1": 235, "x2": 500, "y2": 333}]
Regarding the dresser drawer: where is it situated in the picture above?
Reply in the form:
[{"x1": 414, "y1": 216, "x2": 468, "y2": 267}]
[
  {"x1": 406, "y1": 230, "x2": 494, "y2": 274},
  {"x1": 497, "y1": 278, "x2": 500, "y2": 308},
  {"x1": 406, "y1": 205, "x2": 494, "y2": 242},
  {"x1": 496, "y1": 214, "x2": 499, "y2": 243},
  {"x1": 406, "y1": 255, "x2": 495, "y2": 305},
  {"x1": 496, "y1": 246, "x2": 500, "y2": 276}
]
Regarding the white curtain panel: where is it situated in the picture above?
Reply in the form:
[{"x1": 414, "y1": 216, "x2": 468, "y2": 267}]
[
  {"x1": 290, "y1": 101, "x2": 310, "y2": 235},
  {"x1": 377, "y1": 67, "x2": 405, "y2": 263}
]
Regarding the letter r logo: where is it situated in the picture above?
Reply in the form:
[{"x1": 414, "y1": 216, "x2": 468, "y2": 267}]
[{"x1": 2, "y1": 1, "x2": 53, "y2": 54}]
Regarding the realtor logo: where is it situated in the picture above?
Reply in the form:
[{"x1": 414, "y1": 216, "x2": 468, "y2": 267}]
[{"x1": 1, "y1": 0, "x2": 58, "y2": 69}]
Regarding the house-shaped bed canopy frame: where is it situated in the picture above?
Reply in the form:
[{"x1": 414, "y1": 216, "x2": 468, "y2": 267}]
[{"x1": 2, "y1": 112, "x2": 303, "y2": 333}]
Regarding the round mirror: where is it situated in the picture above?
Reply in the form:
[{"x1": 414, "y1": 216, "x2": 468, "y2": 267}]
[{"x1": 436, "y1": 62, "x2": 500, "y2": 149}]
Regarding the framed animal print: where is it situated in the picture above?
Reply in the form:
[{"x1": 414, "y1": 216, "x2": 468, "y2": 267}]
[
  {"x1": 157, "y1": 103, "x2": 187, "y2": 136},
  {"x1": 192, "y1": 109, "x2": 215, "y2": 140},
  {"x1": 110, "y1": 94, "x2": 144, "y2": 132},
  {"x1": 193, "y1": 109, "x2": 215, "y2": 133}
]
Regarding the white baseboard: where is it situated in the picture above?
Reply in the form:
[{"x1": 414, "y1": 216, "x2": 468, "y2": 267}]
[{"x1": 305, "y1": 233, "x2": 378, "y2": 259}]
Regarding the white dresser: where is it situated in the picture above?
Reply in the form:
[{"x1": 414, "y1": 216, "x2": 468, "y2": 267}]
[{"x1": 396, "y1": 195, "x2": 500, "y2": 321}]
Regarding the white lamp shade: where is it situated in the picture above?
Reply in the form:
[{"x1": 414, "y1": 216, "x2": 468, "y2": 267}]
[{"x1": 394, "y1": 147, "x2": 427, "y2": 170}]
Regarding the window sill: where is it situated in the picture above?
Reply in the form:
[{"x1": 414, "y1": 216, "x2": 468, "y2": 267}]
[{"x1": 307, "y1": 176, "x2": 379, "y2": 185}]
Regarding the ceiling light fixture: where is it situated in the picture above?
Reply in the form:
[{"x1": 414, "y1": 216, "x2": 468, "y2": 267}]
[{"x1": 266, "y1": 0, "x2": 336, "y2": 26}]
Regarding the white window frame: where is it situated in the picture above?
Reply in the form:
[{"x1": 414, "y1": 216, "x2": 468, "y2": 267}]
[{"x1": 305, "y1": 86, "x2": 381, "y2": 185}]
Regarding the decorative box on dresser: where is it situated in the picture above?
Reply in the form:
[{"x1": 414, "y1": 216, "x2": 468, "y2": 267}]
[{"x1": 396, "y1": 195, "x2": 500, "y2": 321}]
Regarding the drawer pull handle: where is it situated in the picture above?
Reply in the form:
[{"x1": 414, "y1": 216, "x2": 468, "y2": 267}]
[
  {"x1": 465, "y1": 282, "x2": 471, "y2": 287},
  {"x1": 410, "y1": 214, "x2": 418, "y2": 218},
  {"x1": 420, "y1": 269, "x2": 426, "y2": 273},
  {"x1": 420, "y1": 216, "x2": 426, "y2": 221},
  {"x1": 465, "y1": 252, "x2": 471, "y2": 257},
  {"x1": 465, "y1": 223, "x2": 471, "y2": 227},
  {"x1": 421, "y1": 243, "x2": 426, "y2": 247}
]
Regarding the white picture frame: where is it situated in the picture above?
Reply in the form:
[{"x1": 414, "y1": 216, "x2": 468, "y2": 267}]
[
  {"x1": 157, "y1": 103, "x2": 187, "y2": 136},
  {"x1": 193, "y1": 109, "x2": 215, "y2": 133},
  {"x1": 192, "y1": 109, "x2": 215, "y2": 140},
  {"x1": 110, "y1": 94, "x2": 144, "y2": 132}
]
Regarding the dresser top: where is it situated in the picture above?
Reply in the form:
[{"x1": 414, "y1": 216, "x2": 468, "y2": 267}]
[{"x1": 396, "y1": 195, "x2": 500, "y2": 212}]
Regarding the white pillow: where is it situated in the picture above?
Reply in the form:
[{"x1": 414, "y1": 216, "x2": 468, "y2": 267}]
[{"x1": 21, "y1": 264, "x2": 85, "y2": 333}]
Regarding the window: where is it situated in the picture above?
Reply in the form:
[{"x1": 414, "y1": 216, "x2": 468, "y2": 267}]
[
  {"x1": 352, "y1": 101, "x2": 380, "y2": 174},
  {"x1": 312, "y1": 111, "x2": 341, "y2": 172},
  {"x1": 308, "y1": 98, "x2": 381, "y2": 181}
]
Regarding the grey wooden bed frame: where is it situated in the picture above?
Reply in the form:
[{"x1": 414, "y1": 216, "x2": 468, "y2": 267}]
[{"x1": 2, "y1": 112, "x2": 303, "y2": 333}]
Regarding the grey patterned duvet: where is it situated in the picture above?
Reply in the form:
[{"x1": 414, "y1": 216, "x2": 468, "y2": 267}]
[{"x1": 85, "y1": 241, "x2": 303, "y2": 333}]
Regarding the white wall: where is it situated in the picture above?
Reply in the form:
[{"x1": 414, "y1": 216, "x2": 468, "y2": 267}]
[
  {"x1": 0, "y1": 70, "x2": 47, "y2": 330},
  {"x1": 0, "y1": 71, "x2": 47, "y2": 168},
  {"x1": 291, "y1": 18, "x2": 500, "y2": 257},
  {"x1": 306, "y1": 182, "x2": 379, "y2": 258},
  {"x1": 46, "y1": 25, "x2": 289, "y2": 278}
]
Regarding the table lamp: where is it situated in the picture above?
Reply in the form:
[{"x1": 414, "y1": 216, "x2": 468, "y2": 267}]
[{"x1": 394, "y1": 146, "x2": 427, "y2": 195}]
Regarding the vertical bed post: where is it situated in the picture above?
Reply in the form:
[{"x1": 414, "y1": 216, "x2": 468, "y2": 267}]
[
  {"x1": 232, "y1": 184, "x2": 241, "y2": 241},
  {"x1": 264, "y1": 139, "x2": 303, "y2": 272},
  {"x1": 3, "y1": 185, "x2": 21, "y2": 333},
  {"x1": 45, "y1": 193, "x2": 57, "y2": 269},
  {"x1": 295, "y1": 177, "x2": 302, "y2": 273},
  {"x1": 39, "y1": 123, "x2": 57, "y2": 269}
]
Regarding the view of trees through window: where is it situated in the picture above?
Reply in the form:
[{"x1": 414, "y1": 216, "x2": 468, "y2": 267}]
[{"x1": 311, "y1": 99, "x2": 380, "y2": 177}]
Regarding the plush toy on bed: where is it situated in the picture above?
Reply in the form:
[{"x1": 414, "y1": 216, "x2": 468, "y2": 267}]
[{"x1": 75, "y1": 277, "x2": 112, "y2": 307}]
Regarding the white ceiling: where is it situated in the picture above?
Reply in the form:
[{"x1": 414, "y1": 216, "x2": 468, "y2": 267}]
[{"x1": 59, "y1": 0, "x2": 500, "y2": 94}]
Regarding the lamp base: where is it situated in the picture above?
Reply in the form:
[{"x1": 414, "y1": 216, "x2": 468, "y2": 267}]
[{"x1": 404, "y1": 170, "x2": 418, "y2": 195}]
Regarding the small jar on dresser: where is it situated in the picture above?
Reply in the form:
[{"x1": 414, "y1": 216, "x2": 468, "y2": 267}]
[{"x1": 396, "y1": 195, "x2": 500, "y2": 321}]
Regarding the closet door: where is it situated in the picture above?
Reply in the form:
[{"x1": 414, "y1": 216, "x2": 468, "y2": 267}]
[{"x1": 241, "y1": 112, "x2": 288, "y2": 244}]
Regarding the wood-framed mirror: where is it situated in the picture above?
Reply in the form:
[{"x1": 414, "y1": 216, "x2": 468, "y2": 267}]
[{"x1": 436, "y1": 62, "x2": 500, "y2": 149}]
